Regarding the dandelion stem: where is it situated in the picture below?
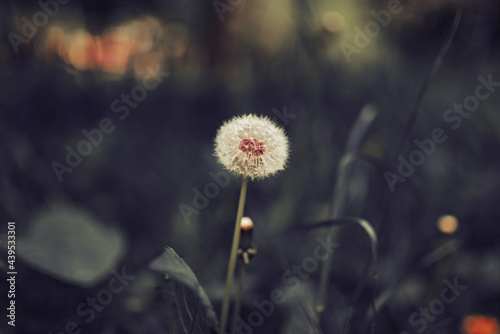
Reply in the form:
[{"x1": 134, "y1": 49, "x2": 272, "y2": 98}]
[
  {"x1": 231, "y1": 261, "x2": 246, "y2": 334},
  {"x1": 220, "y1": 176, "x2": 248, "y2": 334}
]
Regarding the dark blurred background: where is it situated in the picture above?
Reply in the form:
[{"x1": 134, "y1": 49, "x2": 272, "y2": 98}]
[{"x1": 1, "y1": 0, "x2": 500, "y2": 333}]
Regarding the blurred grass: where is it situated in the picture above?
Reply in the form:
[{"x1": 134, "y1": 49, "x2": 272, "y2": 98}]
[{"x1": 1, "y1": 0, "x2": 500, "y2": 333}]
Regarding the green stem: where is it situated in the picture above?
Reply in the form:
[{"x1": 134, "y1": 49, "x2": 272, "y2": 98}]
[
  {"x1": 231, "y1": 261, "x2": 246, "y2": 334},
  {"x1": 220, "y1": 176, "x2": 248, "y2": 334}
]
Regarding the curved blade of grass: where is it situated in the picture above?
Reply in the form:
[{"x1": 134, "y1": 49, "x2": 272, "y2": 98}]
[
  {"x1": 274, "y1": 218, "x2": 377, "y2": 271},
  {"x1": 319, "y1": 105, "x2": 378, "y2": 318},
  {"x1": 375, "y1": 238, "x2": 460, "y2": 311},
  {"x1": 378, "y1": 9, "x2": 463, "y2": 239},
  {"x1": 255, "y1": 210, "x2": 324, "y2": 334},
  {"x1": 276, "y1": 218, "x2": 376, "y2": 250},
  {"x1": 362, "y1": 238, "x2": 462, "y2": 332},
  {"x1": 275, "y1": 217, "x2": 377, "y2": 334}
]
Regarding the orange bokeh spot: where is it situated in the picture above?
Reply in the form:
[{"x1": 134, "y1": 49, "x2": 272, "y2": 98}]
[
  {"x1": 95, "y1": 29, "x2": 132, "y2": 74},
  {"x1": 43, "y1": 26, "x2": 65, "y2": 58},
  {"x1": 43, "y1": 16, "x2": 165, "y2": 77},
  {"x1": 66, "y1": 30, "x2": 96, "y2": 70},
  {"x1": 462, "y1": 315, "x2": 500, "y2": 334},
  {"x1": 437, "y1": 215, "x2": 458, "y2": 234}
]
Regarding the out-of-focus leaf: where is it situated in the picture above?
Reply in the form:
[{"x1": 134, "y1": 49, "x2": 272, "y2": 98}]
[
  {"x1": 149, "y1": 246, "x2": 219, "y2": 332},
  {"x1": 18, "y1": 204, "x2": 125, "y2": 287}
]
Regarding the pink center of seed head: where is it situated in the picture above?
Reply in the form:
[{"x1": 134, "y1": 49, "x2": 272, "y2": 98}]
[{"x1": 238, "y1": 138, "x2": 265, "y2": 157}]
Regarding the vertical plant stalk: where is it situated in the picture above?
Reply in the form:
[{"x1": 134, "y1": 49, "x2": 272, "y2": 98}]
[
  {"x1": 378, "y1": 9, "x2": 463, "y2": 239},
  {"x1": 316, "y1": 105, "x2": 377, "y2": 314},
  {"x1": 220, "y1": 176, "x2": 248, "y2": 334},
  {"x1": 231, "y1": 261, "x2": 246, "y2": 334}
]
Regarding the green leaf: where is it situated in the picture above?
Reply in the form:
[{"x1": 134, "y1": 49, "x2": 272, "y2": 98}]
[
  {"x1": 149, "y1": 247, "x2": 219, "y2": 332},
  {"x1": 18, "y1": 204, "x2": 125, "y2": 287}
]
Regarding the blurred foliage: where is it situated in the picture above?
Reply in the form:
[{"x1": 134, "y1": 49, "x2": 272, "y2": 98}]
[{"x1": 1, "y1": 0, "x2": 500, "y2": 333}]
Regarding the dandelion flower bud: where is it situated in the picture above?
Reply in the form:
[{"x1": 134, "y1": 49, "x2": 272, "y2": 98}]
[
  {"x1": 240, "y1": 217, "x2": 254, "y2": 230},
  {"x1": 214, "y1": 114, "x2": 289, "y2": 180}
]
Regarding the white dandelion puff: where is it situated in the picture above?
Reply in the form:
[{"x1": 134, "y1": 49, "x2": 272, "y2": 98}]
[{"x1": 214, "y1": 114, "x2": 289, "y2": 180}]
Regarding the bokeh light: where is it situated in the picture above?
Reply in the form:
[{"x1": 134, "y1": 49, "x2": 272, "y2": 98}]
[
  {"x1": 41, "y1": 16, "x2": 165, "y2": 79},
  {"x1": 437, "y1": 215, "x2": 459, "y2": 234},
  {"x1": 321, "y1": 11, "x2": 346, "y2": 34},
  {"x1": 462, "y1": 315, "x2": 500, "y2": 334}
]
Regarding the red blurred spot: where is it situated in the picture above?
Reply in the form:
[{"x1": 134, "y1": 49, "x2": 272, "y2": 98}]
[
  {"x1": 96, "y1": 29, "x2": 132, "y2": 74},
  {"x1": 462, "y1": 315, "x2": 500, "y2": 334}
]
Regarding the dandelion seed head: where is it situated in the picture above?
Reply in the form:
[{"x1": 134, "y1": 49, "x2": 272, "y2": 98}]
[{"x1": 214, "y1": 114, "x2": 289, "y2": 180}]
